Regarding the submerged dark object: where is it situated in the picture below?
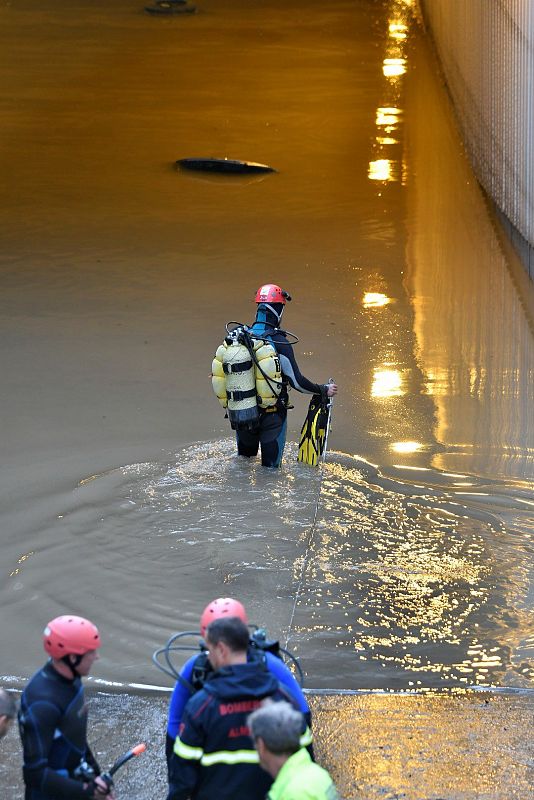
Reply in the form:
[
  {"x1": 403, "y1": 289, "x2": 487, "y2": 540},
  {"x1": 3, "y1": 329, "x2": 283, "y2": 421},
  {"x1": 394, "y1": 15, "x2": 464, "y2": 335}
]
[
  {"x1": 145, "y1": 2, "x2": 196, "y2": 14},
  {"x1": 176, "y1": 158, "x2": 276, "y2": 174}
]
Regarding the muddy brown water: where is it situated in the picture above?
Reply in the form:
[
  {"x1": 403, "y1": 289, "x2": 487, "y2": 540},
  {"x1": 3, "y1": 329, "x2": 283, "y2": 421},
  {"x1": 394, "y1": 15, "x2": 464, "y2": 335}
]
[{"x1": 1, "y1": 0, "x2": 533, "y2": 716}]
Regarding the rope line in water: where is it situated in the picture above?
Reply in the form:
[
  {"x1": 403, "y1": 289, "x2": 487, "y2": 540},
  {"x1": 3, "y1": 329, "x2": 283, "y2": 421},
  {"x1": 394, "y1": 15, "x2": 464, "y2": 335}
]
[
  {"x1": 285, "y1": 473, "x2": 324, "y2": 648},
  {"x1": 285, "y1": 395, "x2": 334, "y2": 648}
]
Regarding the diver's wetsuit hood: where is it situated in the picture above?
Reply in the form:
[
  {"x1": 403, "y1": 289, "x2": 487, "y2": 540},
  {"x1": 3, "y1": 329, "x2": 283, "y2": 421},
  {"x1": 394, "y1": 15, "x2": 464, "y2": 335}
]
[{"x1": 255, "y1": 302, "x2": 284, "y2": 327}]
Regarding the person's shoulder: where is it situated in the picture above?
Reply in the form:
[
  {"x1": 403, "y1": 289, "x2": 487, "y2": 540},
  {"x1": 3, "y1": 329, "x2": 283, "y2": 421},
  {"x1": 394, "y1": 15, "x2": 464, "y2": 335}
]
[
  {"x1": 283, "y1": 764, "x2": 338, "y2": 800},
  {"x1": 273, "y1": 329, "x2": 290, "y2": 343},
  {"x1": 271, "y1": 331, "x2": 291, "y2": 353},
  {"x1": 272, "y1": 681, "x2": 299, "y2": 706},
  {"x1": 302, "y1": 762, "x2": 338, "y2": 795},
  {"x1": 23, "y1": 664, "x2": 57, "y2": 696},
  {"x1": 264, "y1": 652, "x2": 293, "y2": 679},
  {"x1": 183, "y1": 685, "x2": 213, "y2": 716}
]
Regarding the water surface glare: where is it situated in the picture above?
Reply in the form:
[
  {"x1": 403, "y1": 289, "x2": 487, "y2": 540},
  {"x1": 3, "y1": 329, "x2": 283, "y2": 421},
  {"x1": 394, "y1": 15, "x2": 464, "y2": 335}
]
[
  {"x1": 3, "y1": 442, "x2": 533, "y2": 692},
  {"x1": 0, "y1": 0, "x2": 533, "y2": 720}
]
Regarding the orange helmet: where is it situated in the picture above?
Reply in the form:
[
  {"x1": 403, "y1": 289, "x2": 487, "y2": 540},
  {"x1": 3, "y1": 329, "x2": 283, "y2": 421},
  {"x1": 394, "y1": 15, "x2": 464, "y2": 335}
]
[
  {"x1": 200, "y1": 598, "x2": 248, "y2": 638},
  {"x1": 43, "y1": 615, "x2": 101, "y2": 659},
  {"x1": 255, "y1": 284, "x2": 291, "y2": 304}
]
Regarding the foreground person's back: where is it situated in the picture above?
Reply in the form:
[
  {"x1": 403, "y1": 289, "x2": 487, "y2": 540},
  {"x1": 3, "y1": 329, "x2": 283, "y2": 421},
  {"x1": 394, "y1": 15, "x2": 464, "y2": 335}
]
[{"x1": 167, "y1": 617, "x2": 306, "y2": 800}]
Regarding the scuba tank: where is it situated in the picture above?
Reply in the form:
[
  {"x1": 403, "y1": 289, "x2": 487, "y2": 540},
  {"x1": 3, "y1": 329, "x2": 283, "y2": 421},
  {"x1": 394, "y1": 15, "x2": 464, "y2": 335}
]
[
  {"x1": 214, "y1": 329, "x2": 259, "y2": 431},
  {"x1": 254, "y1": 341, "x2": 282, "y2": 408},
  {"x1": 211, "y1": 327, "x2": 282, "y2": 431}
]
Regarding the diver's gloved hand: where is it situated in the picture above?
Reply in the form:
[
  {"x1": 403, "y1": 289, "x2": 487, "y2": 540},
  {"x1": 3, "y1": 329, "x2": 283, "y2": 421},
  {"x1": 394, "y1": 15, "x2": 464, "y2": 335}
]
[
  {"x1": 85, "y1": 775, "x2": 116, "y2": 799},
  {"x1": 325, "y1": 381, "x2": 338, "y2": 398}
]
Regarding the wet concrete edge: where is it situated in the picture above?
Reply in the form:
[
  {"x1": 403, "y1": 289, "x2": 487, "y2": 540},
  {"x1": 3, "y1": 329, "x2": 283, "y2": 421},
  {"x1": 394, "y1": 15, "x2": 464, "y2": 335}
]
[{"x1": 1, "y1": 689, "x2": 533, "y2": 799}]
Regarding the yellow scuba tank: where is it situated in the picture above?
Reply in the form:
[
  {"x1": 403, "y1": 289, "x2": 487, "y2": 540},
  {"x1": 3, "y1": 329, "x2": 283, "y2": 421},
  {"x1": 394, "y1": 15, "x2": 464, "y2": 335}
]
[
  {"x1": 212, "y1": 331, "x2": 259, "y2": 431},
  {"x1": 254, "y1": 341, "x2": 282, "y2": 408},
  {"x1": 211, "y1": 329, "x2": 283, "y2": 429},
  {"x1": 211, "y1": 344, "x2": 228, "y2": 409}
]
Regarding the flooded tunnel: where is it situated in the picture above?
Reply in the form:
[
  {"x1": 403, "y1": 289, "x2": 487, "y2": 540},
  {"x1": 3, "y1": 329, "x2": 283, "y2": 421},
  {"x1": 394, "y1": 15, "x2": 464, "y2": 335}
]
[{"x1": 0, "y1": 0, "x2": 533, "y2": 797}]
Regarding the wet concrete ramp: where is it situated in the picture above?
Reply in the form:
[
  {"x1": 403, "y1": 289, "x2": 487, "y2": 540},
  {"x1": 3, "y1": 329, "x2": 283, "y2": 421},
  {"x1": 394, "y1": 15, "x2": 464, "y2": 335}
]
[
  {"x1": 2, "y1": 690, "x2": 533, "y2": 799},
  {"x1": 309, "y1": 691, "x2": 534, "y2": 799}
]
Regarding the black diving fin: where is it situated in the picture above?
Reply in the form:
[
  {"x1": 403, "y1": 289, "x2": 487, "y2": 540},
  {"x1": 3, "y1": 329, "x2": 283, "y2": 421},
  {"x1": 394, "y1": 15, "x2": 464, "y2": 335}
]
[{"x1": 297, "y1": 392, "x2": 331, "y2": 466}]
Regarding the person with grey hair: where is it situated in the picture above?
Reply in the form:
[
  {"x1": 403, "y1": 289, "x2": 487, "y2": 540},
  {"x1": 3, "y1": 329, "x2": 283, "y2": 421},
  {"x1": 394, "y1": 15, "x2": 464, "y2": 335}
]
[
  {"x1": 248, "y1": 702, "x2": 339, "y2": 800},
  {"x1": 0, "y1": 688, "x2": 17, "y2": 740}
]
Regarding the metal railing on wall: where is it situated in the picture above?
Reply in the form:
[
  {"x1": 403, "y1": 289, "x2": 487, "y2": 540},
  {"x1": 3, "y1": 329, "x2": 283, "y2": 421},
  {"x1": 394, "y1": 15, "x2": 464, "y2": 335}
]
[{"x1": 419, "y1": 0, "x2": 534, "y2": 278}]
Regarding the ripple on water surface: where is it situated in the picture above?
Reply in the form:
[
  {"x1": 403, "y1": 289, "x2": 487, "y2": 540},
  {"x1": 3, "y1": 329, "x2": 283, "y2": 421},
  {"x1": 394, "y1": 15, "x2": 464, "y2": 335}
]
[{"x1": 3, "y1": 440, "x2": 534, "y2": 691}]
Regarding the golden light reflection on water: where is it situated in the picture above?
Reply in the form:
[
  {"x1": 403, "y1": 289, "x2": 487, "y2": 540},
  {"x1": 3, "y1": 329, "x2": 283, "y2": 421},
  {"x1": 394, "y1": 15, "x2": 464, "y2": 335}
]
[
  {"x1": 390, "y1": 440, "x2": 424, "y2": 453},
  {"x1": 375, "y1": 107, "x2": 402, "y2": 128},
  {"x1": 368, "y1": 159, "x2": 395, "y2": 182},
  {"x1": 403, "y1": 0, "x2": 534, "y2": 481},
  {"x1": 368, "y1": 2, "x2": 411, "y2": 186},
  {"x1": 371, "y1": 368, "x2": 405, "y2": 397},
  {"x1": 290, "y1": 454, "x2": 528, "y2": 689},
  {"x1": 389, "y1": 22, "x2": 408, "y2": 40},
  {"x1": 363, "y1": 292, "x2": 391, "y2": 308},
  {"x1": 383, "y1": 58, "x2": 407, "y2": 78}
]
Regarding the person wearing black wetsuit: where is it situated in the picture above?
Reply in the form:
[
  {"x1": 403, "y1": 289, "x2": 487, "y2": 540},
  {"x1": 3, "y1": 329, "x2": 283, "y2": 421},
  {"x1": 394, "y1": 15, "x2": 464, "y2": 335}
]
[
  {"x1": 237, "y1": 284, "x2": 338, "y2": 468},
  {"x1": 19, "y1": 615, "x2": 114, "y2": 800}
]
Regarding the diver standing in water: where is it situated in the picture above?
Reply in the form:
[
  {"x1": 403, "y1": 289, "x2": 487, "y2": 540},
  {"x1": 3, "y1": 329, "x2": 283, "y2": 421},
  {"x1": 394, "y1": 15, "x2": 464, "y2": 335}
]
[{"x1": 212, "y1": 284, "x2": 338, "y2": 468}]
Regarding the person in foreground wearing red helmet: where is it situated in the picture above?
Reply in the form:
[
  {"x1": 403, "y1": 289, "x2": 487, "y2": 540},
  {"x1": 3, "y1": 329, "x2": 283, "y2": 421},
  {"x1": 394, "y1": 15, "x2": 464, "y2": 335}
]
[
  {"x1": 18, "y1": 615, "x2": 115, "y2": 799},
  {"x1": 240, "y1": 284, "x2": 337, "y2": 468},
  {"x1": 165, "y1": 598, "x2": 311, "y2": 769},
  {"x1": 167, "y1": 616, "x2": 308, "y2": 800}
]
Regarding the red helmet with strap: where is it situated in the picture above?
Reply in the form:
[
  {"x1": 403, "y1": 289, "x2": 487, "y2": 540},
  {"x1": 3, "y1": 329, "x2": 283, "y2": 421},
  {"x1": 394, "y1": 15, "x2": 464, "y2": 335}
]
[
  {"x1": 43, "y1": 615, "x2": 101, "y2": 659},
  {"x1": 255, "y1": 284, "x2": 291, "y2": 304},
  {"x1": 199, "y1": 598, "x2": 248, "y2": 637}
]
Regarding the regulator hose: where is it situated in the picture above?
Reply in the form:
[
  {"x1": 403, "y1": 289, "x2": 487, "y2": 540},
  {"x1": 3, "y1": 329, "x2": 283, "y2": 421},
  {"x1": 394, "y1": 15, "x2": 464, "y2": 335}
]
[{"x1": 152, "y1": 628, "x2": 305, "y2": 688}]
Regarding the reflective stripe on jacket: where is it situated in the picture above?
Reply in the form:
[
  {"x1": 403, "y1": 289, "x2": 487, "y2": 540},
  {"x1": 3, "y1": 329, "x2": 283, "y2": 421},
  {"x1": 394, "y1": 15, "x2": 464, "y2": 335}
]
[
  {"x1": 167, "y1": 662, "x2": 307, "y2": 800},
  {"x1": 174, "y1": 730, "x2": 313, "y2": 765}
]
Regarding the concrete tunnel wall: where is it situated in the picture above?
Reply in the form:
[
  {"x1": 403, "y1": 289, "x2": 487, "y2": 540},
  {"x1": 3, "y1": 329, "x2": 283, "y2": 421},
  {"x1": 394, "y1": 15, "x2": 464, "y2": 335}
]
[{"x1": 419, "y1": 0, "x2": 534, "y2": 279}]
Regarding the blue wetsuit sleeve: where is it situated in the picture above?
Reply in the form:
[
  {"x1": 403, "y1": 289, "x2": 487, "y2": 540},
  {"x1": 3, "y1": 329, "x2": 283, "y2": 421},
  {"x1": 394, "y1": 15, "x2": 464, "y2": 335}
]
[
  {"x1": 265, "y1": 652, "x2": 310, "y2": 716},
  {"x1": 167, "y1": 656, "x2": 196, "y2": 738}
]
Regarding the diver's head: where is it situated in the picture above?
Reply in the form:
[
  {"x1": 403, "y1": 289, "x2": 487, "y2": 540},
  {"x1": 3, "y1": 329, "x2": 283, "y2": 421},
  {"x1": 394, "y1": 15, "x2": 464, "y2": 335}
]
[
  {"x1": 255, "y1": 284, "x2": 291, "y2": 325},
  {"x1": 43, "y1": 615, "x2": 101, "y2": 678},
  {"x1": 200, "y1": 598, "x2": 248, "y2": 638}
]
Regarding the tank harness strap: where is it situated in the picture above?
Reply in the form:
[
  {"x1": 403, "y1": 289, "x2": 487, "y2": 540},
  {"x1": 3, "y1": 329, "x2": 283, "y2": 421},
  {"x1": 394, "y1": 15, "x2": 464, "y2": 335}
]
[
  {"x1": 226, "y1": 388, "x2": 257, "y2": 402},
  {"x1": 223, "y1": 360, "x2": 253, "y2": 374}
]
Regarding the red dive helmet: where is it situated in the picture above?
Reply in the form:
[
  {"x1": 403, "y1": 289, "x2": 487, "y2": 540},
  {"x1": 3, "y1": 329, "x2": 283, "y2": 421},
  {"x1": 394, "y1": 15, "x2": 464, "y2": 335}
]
[
  {"x1": 43, "y1": 615, "x2": 101, "y2": 659},
  {"x1": 255, "y1": 284, "x2": 292, "y2": 304},
  {"x1": 200, "y1": 598, "x2": 248, "y2": 638}
]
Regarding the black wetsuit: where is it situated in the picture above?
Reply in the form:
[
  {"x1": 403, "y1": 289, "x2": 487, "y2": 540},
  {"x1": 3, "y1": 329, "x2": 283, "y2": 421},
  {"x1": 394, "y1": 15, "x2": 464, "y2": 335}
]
[
  {"x1": 19, "y1": 661, "x2": 99, "y2": 800},
  {"x1": 237, "y1": 304, "x2": 324, "y2": 467}
]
